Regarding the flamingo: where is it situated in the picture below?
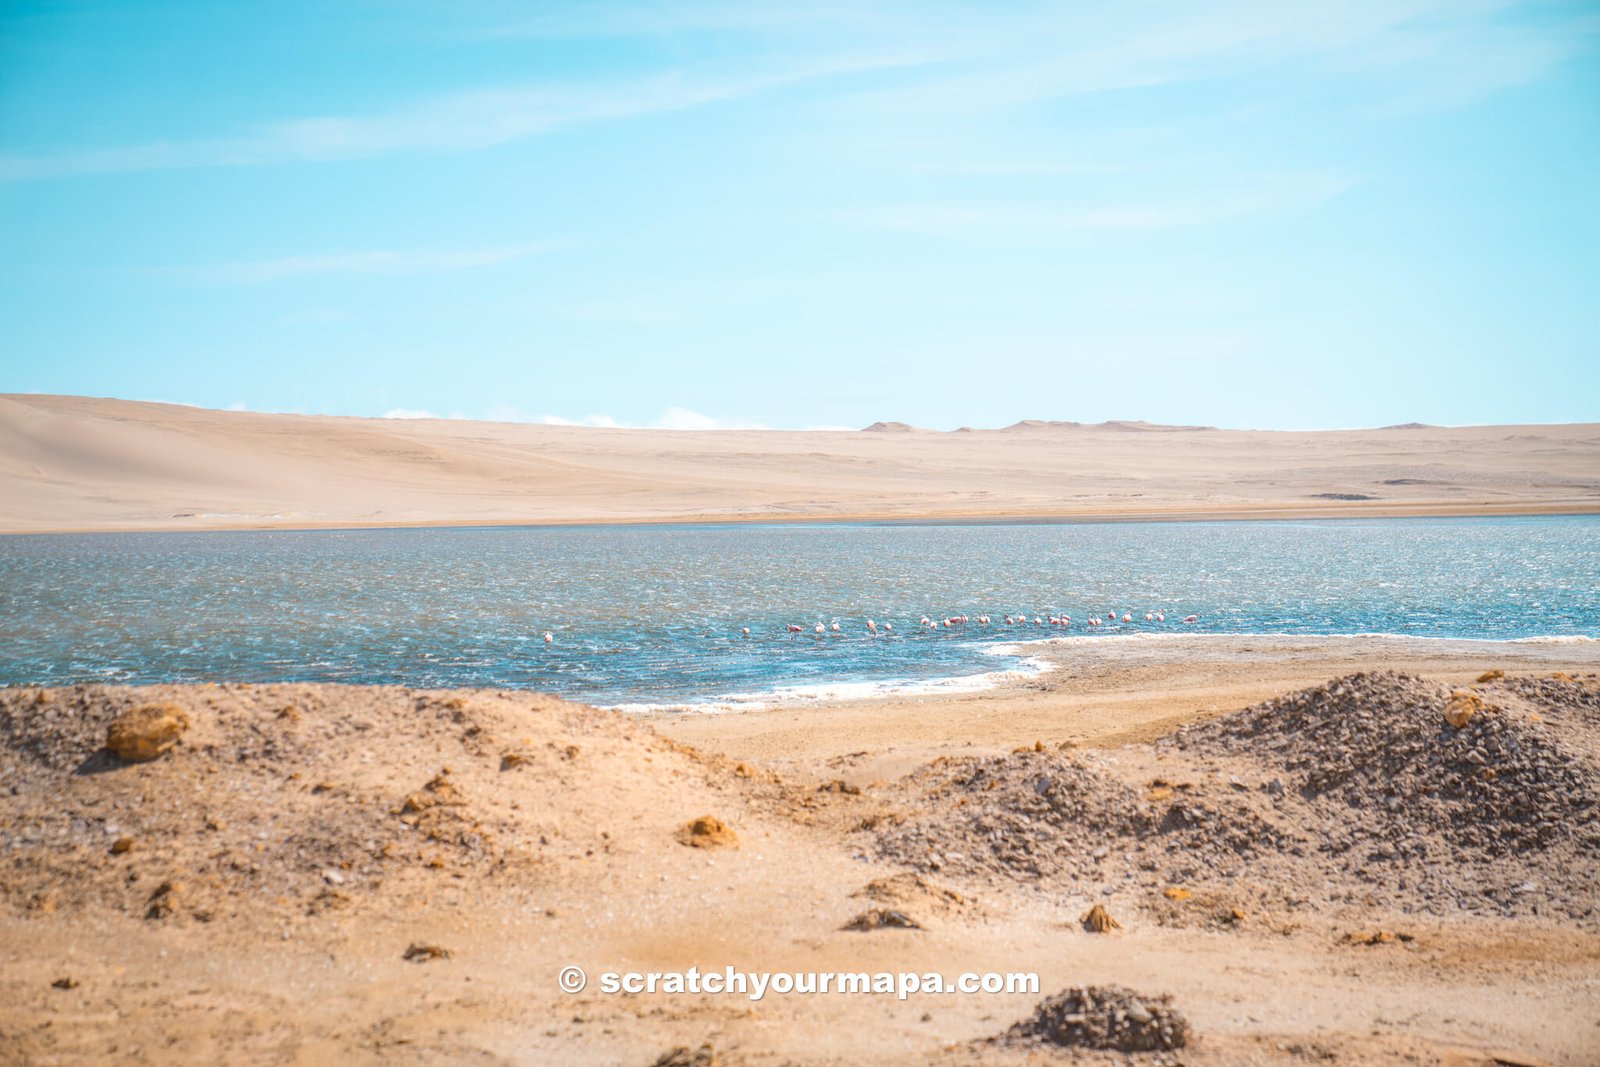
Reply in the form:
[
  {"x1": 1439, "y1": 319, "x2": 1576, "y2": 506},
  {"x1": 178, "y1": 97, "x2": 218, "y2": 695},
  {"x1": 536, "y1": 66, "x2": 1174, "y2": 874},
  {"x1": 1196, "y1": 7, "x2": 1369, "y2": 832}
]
[
  {"x1": 1182, "y1": 614, "x2": 1199, "y2": 624},
  {"x1": 787, "y1": 624, "x2": 804, "y2": 633},
  {"x1": 867, "y1": 619, "x2": 877, "y2": 633},
  {"x1": 1145, "y1": 613, "x2": 1153, "y2": 621},
  {"x1": 831, "y1": 622, "x2": 841, "y2": 632},
  {"x1": 884, "y1": 622, "x2": 893, "y2": 632},
  {"x1": 741, "y1": 627, "x2": 750, "y2": 637},
  {"x1": 1123, "y1": 613, "x2": 1132, "y2": 623},
  {"x1": 1156, "y1": 612, "x2": 1165, "y2": 623},
  {"x1": 543, "y1": 632, "x2": 553, "y2": 643}
]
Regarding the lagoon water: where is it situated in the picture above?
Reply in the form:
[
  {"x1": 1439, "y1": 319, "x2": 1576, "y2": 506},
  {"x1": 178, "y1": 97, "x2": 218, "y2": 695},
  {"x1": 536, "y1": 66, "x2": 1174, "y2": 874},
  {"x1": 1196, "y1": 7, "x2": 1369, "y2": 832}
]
[{"x1": 0, "y1": 516, "x2": 1595, "y2": 708}]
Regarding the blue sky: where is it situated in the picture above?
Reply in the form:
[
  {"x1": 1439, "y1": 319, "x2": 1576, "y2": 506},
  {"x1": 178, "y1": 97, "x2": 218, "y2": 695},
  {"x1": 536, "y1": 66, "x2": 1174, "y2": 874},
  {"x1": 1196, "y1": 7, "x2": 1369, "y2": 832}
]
[{"x1": 1, "y1": 0, "x2": 1596, "y2": 430}]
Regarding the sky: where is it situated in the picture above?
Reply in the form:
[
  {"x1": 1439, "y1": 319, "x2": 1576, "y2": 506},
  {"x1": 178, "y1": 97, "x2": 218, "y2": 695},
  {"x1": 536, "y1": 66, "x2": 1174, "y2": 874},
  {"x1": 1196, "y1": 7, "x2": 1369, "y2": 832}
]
[{"x1": 1, "y1": 0, "x2": 1597, "y2": 431}]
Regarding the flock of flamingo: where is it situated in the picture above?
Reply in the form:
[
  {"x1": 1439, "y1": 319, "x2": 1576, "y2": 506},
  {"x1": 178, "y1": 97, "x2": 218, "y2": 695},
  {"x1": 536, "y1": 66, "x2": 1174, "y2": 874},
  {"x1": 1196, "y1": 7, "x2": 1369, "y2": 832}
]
[{"x1": 539, "y1": 612, "x2": 1201, "y2": 644}]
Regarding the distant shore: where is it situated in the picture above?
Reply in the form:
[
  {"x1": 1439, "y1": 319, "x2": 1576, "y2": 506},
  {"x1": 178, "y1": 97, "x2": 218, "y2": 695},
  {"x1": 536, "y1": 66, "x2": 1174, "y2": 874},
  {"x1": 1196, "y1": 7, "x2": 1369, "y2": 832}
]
[
  {"x1": 4, "y1": 499, "x2": 1599, "y2": 536},
  {"x1": 3, "y1": 394, "x2": 1597, "y2": 533}
]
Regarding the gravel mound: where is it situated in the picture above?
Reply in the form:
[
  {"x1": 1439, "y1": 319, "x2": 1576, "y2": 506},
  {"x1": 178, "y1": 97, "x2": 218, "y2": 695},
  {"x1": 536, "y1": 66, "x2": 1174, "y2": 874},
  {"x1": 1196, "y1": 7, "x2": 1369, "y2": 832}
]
[
  {"x1": 873, "y1": 749, "x2": 1298, "y2": 888},
  {"x1": 1170, "y1": 671, "x2": 1598, "y2": 856},
  {"x1": 1006, "y1": 985, "x2": 1188, "y2": 1052},
  {"x1": 873, "y1": 672, "x2": 1600, "y2": 922},
  {"x1": 873, "y1": 751, "x2": 1153, "y2": 881},
  {"x1": 1166, "y1": 671, "x2": 1600, "y2": 918}
]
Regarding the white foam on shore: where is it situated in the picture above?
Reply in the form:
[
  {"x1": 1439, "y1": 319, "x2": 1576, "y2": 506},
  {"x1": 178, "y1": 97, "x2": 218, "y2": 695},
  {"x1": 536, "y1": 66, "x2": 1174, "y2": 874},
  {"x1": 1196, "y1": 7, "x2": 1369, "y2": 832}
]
[
  {"x1": 1506, "y1": 634, "x2": 1596, "y2": 645},
  {"x1": 606, "y1": 643, "x2": 1055, "y2": 715},
  {"x1": 605, "y1": 629, "x2": 1593, "y2": 714}
]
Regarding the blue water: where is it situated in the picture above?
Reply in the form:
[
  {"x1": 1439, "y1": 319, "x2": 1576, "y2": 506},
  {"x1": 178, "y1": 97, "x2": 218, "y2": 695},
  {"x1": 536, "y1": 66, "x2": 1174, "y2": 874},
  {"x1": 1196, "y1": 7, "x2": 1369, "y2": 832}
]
[{"x1": 0, "y1": 516, "x2": 1595, "y2": 707}]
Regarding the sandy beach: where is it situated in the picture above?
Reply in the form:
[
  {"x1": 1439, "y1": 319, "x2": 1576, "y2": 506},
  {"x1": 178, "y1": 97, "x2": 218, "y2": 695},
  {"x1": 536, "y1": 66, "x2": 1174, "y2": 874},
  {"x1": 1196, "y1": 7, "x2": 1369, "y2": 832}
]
[
  {"x1": 4, "y1": 635, "x2": 1598, "y2": 1065},
  {"x1": 2, "y1": 395, "x2": 1597, "y2": 533}
]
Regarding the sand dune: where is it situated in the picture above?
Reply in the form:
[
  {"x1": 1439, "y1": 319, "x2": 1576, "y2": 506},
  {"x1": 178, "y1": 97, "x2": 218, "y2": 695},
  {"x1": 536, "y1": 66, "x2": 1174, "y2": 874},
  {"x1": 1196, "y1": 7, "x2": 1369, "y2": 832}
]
[{"x1": 1, "y1": 394, "x2": 1597, "y2": 532}]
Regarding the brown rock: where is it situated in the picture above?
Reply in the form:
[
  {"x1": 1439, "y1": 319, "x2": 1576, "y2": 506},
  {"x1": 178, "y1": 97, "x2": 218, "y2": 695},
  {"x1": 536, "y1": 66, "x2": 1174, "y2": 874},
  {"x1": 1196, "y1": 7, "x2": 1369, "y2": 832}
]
[
  {"x1": 402, "y1": 943, "x2": 452, "y2": 962},
  {"x1": 109, "y1": 836, "x2": 135, "y2": 855},
  {"x1": 677, "y1": 815, "x2": 738, "y2": 849},
  {"x1": 1443, "y1": 689, "x2": 1494, "y2": 728},
  {"x1": 654, "y1": 1045, "x2": 718, "y2": 1067},
  {"x1": 146, "y1": 881, "x2": 184, "y2": 920},
  {"x1": 106, "y1": 703, "x2": 190, "y2": 762},
  {"x1": 842, "y1": 908, "x2": 923, "y2": 931},
  {"x1": 1080, "y1": 903, "x2": 1122, "y2": 932}
]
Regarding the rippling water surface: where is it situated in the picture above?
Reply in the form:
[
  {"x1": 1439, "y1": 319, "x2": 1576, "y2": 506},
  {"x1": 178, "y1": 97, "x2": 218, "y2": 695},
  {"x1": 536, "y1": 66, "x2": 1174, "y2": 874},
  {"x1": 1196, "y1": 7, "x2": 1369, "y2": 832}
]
[{"x1": 1, "y1": 517, "x2": 1595, "y2": 707}]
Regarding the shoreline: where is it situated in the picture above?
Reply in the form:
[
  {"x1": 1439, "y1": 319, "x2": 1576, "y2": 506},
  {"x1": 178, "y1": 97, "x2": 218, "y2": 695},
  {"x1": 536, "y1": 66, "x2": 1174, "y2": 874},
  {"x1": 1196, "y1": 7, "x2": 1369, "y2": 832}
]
[
  {"x1": 648, "y1": 632, "x2": 1600, "y2": 765},
  {"x1": 3, "y1": 499, "x2": 1599, "y2": 537}
]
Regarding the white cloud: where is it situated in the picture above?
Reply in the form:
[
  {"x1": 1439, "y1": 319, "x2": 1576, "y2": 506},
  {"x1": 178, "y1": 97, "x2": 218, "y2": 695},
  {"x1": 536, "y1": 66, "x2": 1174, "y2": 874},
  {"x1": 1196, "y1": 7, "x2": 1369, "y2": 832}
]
[
  {"x1": 199, "y1": 243, "x2": 554, "y2": 284},
  {"x1": 496, "y1": 407, "x2": 767, "y2": 430},
  {"x1": 0, "y1": 53, "x2": 924, "y2": 181},
  {"x1": 381, "y1": 407, "x2": 463, "y2": 420}
]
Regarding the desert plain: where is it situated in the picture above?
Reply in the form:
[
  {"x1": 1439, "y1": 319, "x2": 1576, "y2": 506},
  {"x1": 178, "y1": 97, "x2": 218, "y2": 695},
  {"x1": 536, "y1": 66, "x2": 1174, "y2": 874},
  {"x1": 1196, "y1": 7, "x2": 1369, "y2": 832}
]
[{"x1": 1, "y1": 394, "x2": 1598, "y2": 532}]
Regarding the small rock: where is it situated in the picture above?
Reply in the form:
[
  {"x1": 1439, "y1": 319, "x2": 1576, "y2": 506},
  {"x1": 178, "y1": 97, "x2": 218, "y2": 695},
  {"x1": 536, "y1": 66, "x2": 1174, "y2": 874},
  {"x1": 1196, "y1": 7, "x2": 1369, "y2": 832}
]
[
  {"x1": 106, "y1": 703, "x2": 190, "y2": 762},
  {"x1": 676, "y1": 815, "x2": 738, "y2": 849},
  {"x1": 1080, "y1": 903, "x2": 1122, "y2": 933},
  {"x1": 402, "y1": 943, "x2": 452, "y2": 962}
]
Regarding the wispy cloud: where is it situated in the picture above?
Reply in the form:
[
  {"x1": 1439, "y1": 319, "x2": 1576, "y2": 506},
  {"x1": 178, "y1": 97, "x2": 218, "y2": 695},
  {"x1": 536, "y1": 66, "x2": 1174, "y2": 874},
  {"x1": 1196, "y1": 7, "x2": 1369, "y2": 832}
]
[
  {"x1": 194, "y1": 243, "x2": 554, "y2": 283},
  {"x1": 835, "y1": 0, "x2": 1594, "y2": 115},
  {"x1": 837, "y1": 173, "x2": 1360, "y2": 237},
  {"x1": 0, "y1": 54, "x2": 923, "y2": 181}
]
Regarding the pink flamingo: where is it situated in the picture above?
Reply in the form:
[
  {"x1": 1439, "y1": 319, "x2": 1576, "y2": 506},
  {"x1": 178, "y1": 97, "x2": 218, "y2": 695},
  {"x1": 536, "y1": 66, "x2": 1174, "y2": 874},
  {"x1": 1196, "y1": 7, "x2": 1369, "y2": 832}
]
[
  {"x1": 787, "y1": 624, "x2": 803, "y2": 633},
  {"x1": 543, "y1": 631, "x2": 553, "y2": 643},
  {"x1": 1182, "y1": 614, "x2": 1199, "y2": 624}
]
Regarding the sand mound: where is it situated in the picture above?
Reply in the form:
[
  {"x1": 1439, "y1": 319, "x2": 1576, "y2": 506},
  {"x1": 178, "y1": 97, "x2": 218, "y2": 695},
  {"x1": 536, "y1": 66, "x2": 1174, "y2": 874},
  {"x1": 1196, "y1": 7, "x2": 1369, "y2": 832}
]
[
  {"x1": 1005, "y1": 985, "x2": 1189, "y2": 1052},
  {"x1": 0, "y1": 683, "x2": 736, "y2": 922}
]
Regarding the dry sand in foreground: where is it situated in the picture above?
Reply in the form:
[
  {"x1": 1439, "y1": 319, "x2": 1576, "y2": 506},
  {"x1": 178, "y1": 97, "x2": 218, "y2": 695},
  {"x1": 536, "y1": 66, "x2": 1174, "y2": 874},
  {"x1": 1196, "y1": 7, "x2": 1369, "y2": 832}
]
[
  {"x1": 4, "y1": 637, "x2": 1599, "y2": 1066},
  {"x1": 2, "y1": 394, "x2": 1598, "y2": 532}
]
